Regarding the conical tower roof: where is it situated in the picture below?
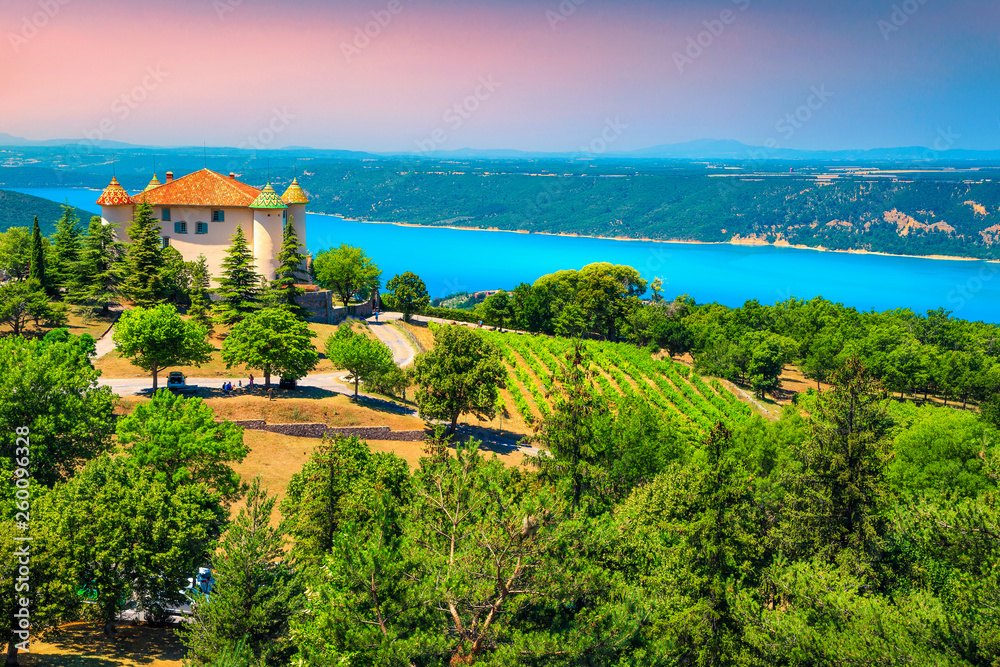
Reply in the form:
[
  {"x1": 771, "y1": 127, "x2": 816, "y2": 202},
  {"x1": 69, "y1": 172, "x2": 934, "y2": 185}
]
[
  {"x1": 281, "y1": 177, "x2": 310, "y2": 205},
  {"x1": 250, "y1": 183, "x2": 287, "y2": 210},
  {"x1": 96, "y1": 177, "x2": 132, "y2": 206},
  {"x1": 144, "y1": 174, "x2": 162, "y2": 191}
]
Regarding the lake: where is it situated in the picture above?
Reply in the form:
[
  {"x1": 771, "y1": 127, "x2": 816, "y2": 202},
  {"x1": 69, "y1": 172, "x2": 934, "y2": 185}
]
[{"x1": 14, "y1": 187, "x2": 1000, "y2": 323}]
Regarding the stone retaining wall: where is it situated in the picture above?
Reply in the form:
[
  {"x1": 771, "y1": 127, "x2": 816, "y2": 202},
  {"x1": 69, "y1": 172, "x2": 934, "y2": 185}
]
[
  {"x1": 226, "y1": 420, "x2": 425, "y2": 441},
  {"x1": 295, "y1": 290, "x2": 378, "y2": 325}
]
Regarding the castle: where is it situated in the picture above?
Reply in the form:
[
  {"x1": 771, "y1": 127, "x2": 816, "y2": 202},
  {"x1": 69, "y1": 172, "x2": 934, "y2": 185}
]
[{"x1": 96, "y1": 168, "x2": 309, "y2": 283}]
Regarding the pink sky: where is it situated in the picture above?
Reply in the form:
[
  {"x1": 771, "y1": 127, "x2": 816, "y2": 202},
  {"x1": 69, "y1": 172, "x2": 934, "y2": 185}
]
[{"x1": 1, "y1": 0, "x2": 997, "y2": 152}]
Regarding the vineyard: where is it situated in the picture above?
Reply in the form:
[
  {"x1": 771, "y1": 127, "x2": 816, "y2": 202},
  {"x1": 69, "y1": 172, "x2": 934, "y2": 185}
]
[{"x1": 472, "y1": 328, "x2": 757, "y2": 435}]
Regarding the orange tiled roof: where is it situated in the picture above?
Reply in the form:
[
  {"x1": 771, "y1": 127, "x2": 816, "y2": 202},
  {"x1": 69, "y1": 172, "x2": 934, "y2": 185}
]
[
  {"x1": 130, "y1": 169, "x2": 262, "y2": 207},
  {"x1": 96, "y1": 177, "x2": 132, "y2": 206}
]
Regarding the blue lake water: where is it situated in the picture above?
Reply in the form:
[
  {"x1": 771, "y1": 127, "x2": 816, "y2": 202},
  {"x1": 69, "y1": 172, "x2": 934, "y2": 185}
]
[{"x1": 14, "y1": 187, "x2": 1000, "y2": 323}]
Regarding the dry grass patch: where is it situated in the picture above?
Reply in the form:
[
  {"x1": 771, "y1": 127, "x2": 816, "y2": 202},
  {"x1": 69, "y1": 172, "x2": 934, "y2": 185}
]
[
  {"x1": 95, "y1": 319, "x2": 347, "y2": 380},
  {"x1": 23, "y1": 621, "x2": 184, "y2": 666},
  {"x1": 397, "y1": 320, "x2": 436, "y2": 352},
  {"x1": 118, "y1": 392, "x2": 425, "y2": 431}
]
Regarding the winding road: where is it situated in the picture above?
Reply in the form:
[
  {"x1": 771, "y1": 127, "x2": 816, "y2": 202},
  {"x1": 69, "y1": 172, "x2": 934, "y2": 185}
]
[{"x1": 93, "y1": 312, "x2": 537, "y2": 455}]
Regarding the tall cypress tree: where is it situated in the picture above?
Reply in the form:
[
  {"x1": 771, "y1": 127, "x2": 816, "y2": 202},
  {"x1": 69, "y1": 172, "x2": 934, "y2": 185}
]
[
  {"x1": 270, "y1": 215, "x2": 308, "y2": 319},
  {"x1": 29, "y1": 216, "x2": 50, "y2": 295},
  {"x1": 69, "y1": 216, "x2": 121, "y2": 316},
  {"x1": 188, "y1": 254, "x2": 215, "y2": 335},
  {"x1": 50, "y1": 203, "x2": 82, "y2": 292},
  {"x1": 119, "y1": 201, "x2": 164, "y2": 307},
  {"x1": 213, "y1": 225, "x2": 260, "y2": 327}
]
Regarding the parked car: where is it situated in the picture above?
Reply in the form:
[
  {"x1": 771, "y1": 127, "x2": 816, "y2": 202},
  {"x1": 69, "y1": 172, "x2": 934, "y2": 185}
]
[
  {"x1": 279, "y1": 377, "x2": 297, "y2": 389},
  {"x1": 166, "y1": 371, "x2": 196, "y2": 395}
]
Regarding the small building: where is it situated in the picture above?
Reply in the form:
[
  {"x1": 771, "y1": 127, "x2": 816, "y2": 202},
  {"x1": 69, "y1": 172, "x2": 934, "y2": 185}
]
[{"x1": 96, "y1": 168, "x2": 309, "y2": 283}]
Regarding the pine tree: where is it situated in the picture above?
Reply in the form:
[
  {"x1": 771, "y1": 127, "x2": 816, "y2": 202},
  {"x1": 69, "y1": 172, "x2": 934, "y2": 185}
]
[
  {"x1": 29, "y1": 216, "x2": 50, "y2": 295},
  {"x1": 177, "y1": 478, "x2": 299, "y2": 665},
  {"x1": 213, "y1": 225, "x2": 260, "y2": 327},
  {"x1": 187, "y1": 254, "x2": 214, "y2": 336},
  {"x1": 119, "y1": 201, "x2": 164, "y2": 307},
  {"x1": 270, "y1": 215, "x2": 308, "y2": 319},
  {"x1": 50, "y1": 203, "x2": 82, "y2": 292},
  {"x1": 782, "y1": 355, "x2": 892, "y2": 582},
  {"x1": 69, "y1": 216, "x2": 121, "y2": 316}
]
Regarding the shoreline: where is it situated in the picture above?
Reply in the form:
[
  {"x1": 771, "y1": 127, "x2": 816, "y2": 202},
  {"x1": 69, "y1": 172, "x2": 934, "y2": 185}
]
[{"x1": 311, "y1": 212, "x2": 998, "y2": 264}]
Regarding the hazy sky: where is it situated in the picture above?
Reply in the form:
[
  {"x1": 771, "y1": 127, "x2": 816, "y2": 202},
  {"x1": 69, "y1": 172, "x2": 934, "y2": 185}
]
[{"x1": 2, "y1": 0, "x2": 997, "y2": 152}]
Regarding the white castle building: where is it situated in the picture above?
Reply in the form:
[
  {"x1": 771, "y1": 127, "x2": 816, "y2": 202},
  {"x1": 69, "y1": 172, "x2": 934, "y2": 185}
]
[{"x1": 96, "y1": 168, "x2": 309, "y2": 282}]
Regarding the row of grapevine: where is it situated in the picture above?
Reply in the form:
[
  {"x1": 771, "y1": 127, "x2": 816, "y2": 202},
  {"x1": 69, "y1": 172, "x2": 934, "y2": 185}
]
[{"x1": 474, "y1": 327, "x2": 756, "y2": 434}]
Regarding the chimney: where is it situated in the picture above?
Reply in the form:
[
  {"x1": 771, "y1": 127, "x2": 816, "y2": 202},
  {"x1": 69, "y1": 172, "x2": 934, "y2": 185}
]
[
  {"x1": 165, "y1": 171, "x2": 174, "y2": 183},
  {"x1": 229, "y1": 172, "x2": 235, "y2": 179}
]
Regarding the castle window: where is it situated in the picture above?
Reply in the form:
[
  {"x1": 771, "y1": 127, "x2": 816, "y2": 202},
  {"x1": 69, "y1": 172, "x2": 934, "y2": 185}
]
[
  {"x1": 196, "y1": 222, "x2": 208, "y2": 234},
  {"x1": 162, "y1": 208, "x2": 171, "y2": 222},
  {"x1": 161, "y1": 236, "x2": 170, "y2": 248},
  {"x1": 174, "y1": 221, "x2": 187, "y2": 234},
  {"x1": 212, "y1": 209, "x2": 225, "y2": 222}
]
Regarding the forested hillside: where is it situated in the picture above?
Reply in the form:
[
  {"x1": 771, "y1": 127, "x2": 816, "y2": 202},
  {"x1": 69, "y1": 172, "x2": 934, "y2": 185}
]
[
  {"x1": 0, "y1": 189, "x2": 92, "y2": 235},
  {"x1": 298, "y1": 161, "x2": 1000, "y2": 258}
]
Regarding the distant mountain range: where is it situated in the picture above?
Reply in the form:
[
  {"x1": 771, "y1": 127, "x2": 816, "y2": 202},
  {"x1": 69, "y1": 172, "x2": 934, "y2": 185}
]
[{"x1": 3, "y1": 132, "x2": 1000, "y2": 162}]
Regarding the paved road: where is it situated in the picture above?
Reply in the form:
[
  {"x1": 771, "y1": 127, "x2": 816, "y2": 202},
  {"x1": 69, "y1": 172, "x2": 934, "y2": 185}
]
[{"x1": 365, "y1": 316, "x2": 416, "y2": 367}]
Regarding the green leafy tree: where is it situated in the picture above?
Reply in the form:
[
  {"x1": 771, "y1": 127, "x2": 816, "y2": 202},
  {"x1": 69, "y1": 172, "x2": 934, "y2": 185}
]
[
  {"x1": 407, "y1": 442, "x2": 560, "y2": 664},
  {"x1": 120, "y1": 201, "x2": 164, "y2": 307},
  {"x1": 270, "y1": 216, "x2": 308, "y2": 319},
  {"x1": 68, "y1": 216, "x2": 121, "y2": 317},
  {"x1": 115, "y1": 390, "x2": 248, "y2": 501},
  {"x1": 0, "y1": 227, "x2": 31, "y2": 282},
  {"x1": 187, "y1": 254, "x2": 214, "y2": 335},
  {"x1": 384, "y1": 271, "x2": 429, "y2": 322},
  {"x1": 222, "y1": 307, "x2": 318, "y2": 389},
  {"x1": 179, "y1": 479, "x2": 300, "y2": 666},
  {"x1": 531, "y1": 342, "x2": 608, "y2": 511},
  {"x1": 0, "y1": 279, "x2": 66, "y2": 336},
  {"x1": 313, "y1": 244, "x2": 381, "y2": 307},
  {"x1": 782, "y1": 356, "x2": 892, "y2": 581},
  {"x1": 113, "y1": 304, "x2": 214, "y2": 390},
  {"x1": 49, "y1": 203, "x2": 82, "y2": 292},
  {"x1": 213, "y1": 225, "x2": 260, "y2": 327},
  {"x1": 290, "y1": 496, "x2": 422, "y2": 667},
  {"x1": 280, "y1": 435, "x2": 411, "y2": 568},
  {"x1": 29, "y1": 216, "x2": 50, "y2": 295},
  {"x1": 0, "y1": 334, "x2": 115, "y2": 487},
  {"x1": 412, "y1": 325, "x2": 506, "y2": 435},
  {"x1": 650, "y1": 276, "x2": 664, "y2": 301},
  {"x1": 477, "y1": 289, "x2": 514, "y2": 331},
  {"x1": 160, "y1": 245, "x2": 193, "y2": 306},
  {"x1": 324, "y1": 322, "x2": 394, "y2": 398},
  {"x1": 39, "y1": 454, "x2": 223, "y2": 636}
]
